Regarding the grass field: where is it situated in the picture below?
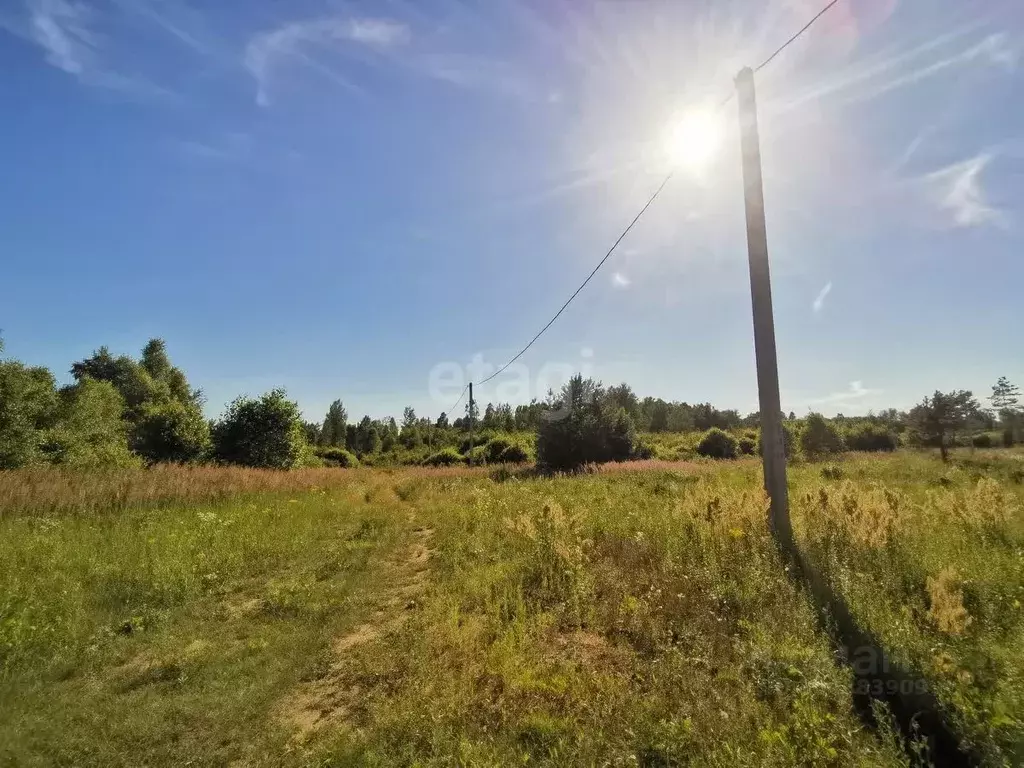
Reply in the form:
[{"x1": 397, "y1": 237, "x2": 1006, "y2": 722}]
[{"x1": 1, "y1": 450, "x2": 1022, "y2": 766}]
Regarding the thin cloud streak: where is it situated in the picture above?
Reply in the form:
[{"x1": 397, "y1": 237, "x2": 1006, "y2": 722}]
[
  {"x1": 773, "y1": 24, "x2": 1004, "y2": 114},
  {"x1": 809, "y1": 381, "x2": 882, "y2": 408},
  {"x1": 812, "y1": 281, "x2": 832, "y2": 313},
  {"x1": 3, "y1": 0, "x2": 173, "y2": 99},
  {"x1": 29, "y1": 0, "x2": 96, "y2": 76},
  {"x1": 244, "y1": 16, "x2": 409, "y2": 106},
  {"x1": 924, "y1": 153, "x2": 1005, "y2": 228}
]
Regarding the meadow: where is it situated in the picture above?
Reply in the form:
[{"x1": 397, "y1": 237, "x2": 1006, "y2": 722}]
[{"x1": 1, "y1": 450, "x2": 1022, "y2": 766}]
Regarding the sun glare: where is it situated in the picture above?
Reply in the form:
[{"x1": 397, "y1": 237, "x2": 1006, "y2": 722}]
[{"x1": 661, "y1": 108, "x2": 724, "y2": 174}]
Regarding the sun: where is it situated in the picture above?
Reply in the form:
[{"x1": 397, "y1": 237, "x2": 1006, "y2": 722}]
[{"x1": 661, "y1": 107, "x2": 724, "y2": 174}]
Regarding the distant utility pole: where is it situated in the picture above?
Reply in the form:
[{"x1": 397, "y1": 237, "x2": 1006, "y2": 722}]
[
  {"x1": 735, "y1": 67, "x2": 792, "y2": 551},
  {"x1": 468, "y1": 382, "x2": 475, "y2": 466}
]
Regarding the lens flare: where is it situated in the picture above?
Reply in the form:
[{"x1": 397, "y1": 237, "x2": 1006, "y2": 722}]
[{"x1": 661, "y1": 108, "x2": 724, "y2": 174}]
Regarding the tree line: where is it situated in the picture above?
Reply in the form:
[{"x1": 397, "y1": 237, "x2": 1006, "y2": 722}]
[{"x1": 0, "y1": 336, "x2": 1019, "y2": 471}]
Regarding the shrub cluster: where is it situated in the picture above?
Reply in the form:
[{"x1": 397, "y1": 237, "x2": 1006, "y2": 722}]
[
  {"x1": 481, "y1": 436, "x2": 533, "y2": 464},
  {"x1": 696, "y1": 428, "x2": 738, "y2": 459},
  {"x1": 844, "y1": 423, "x2": 898, "y2": 452},
  {"x1": 799, "y1": 413, "x2": 846, "y2": 458},
  {"x1": 422, "y1": 447, "x2": 465, "y2": 467},
  {"x1": 314, "y1": 446, "x2": 359, "y2": 468}
]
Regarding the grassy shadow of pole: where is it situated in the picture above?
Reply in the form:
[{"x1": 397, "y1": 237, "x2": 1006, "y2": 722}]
[{"x1": 777, "y1": 529, "x2": 980, "y2": 767}]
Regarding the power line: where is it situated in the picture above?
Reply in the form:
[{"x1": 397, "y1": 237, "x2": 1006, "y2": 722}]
[
  {"x1": 443, "y1": 384, "x2": 469, "y2": 419},
  {"x1": 477, "y1": 172, "x2": 674, "y2": 386},
  {"x1": 755, "y1": 0, "x2": 842, "y2": 72},
  {"x1": 463, "y1": 0, "x2": 841, "y2": 394}
]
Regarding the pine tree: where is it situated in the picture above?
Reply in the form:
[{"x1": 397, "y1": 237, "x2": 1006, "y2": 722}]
[
  {"x1": 321, "y1": 400, "x2": 348, "y2": 446},
  {"x1": 990, "y1": 377, "x2": 1021, "y2": 444}
]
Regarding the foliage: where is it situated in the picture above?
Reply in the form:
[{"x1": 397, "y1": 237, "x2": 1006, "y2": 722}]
[
  {"x1": 321, "y1": 400, "x2": 348, "y2": 447},
  {"x1": 422, "y1": 447, "x2": 465, "y2": 467},
  {"x1": 350, "y1": 416, "x2": 383, "y2": 456},
  {"x1": 132, "y1": 400, "x2": 210, "y2": 464},
  {"x1": 315, "y1": 446, "x2": 359, "y2": 468},
  {"x1": 990, "y1": 376, "x2": 1021, "y2": 414},
  {"x1": 2, "y1": 339, "x2": 1021, "y2": 476},
  {"x1": 845, "y1": 423, "x2": 898, "y2": 452},
  {"x1": 695, "y1": 428, "x2": 739, "y2": 459},
  {"x1": 536, "y1": 376, "x2": 638, "y2": 471},
  {"x1": 991, "y1": 377, "x2": 1022, "y2": 445},
  {"x1": 41, "y1": 379, "x2": 141, "y2": 469},
  {"x1": 908, "y1": 390, "x2": 981, "y2": 462},
  {"x1": 0, "y1": 359, "x2": 57, "y2": 469},
  {"x1": 798, "y1": 413, "x2": 846, "y2": 458},
  {"x1": 971, "y1": 433, "x2": 994, "y2": 448},
  {"x1": 482, "y1": 435, "x2": 534, "y2": 464},
  {"x1": 211, "y1": 389, "x2": 309, "y2": 469},
  {"x1": 70, "y1": 340, "x2": 207, "y2": 465}
]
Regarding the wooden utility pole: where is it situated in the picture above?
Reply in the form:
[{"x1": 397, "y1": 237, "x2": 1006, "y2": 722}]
[
  {"x1": 735, "y1": 67, "x2": 792, "y2": 550},
  {"x1": 468, "y1": 382, "x2": 475, "y2": 466}
]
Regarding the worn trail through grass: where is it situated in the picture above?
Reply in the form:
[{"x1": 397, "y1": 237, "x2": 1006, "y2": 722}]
[{"x1": 279, "y1": 514, "x2": 436, "y2": 742}]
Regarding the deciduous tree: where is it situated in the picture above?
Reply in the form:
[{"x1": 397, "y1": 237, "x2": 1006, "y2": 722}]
[{"x1": 909, "y1": 390, "x2": 980, "y2": 462}]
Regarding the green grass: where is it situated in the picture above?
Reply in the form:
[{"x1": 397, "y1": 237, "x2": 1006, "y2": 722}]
[{"x1": 1, "y1": 451, "x2": 1022, "y2": 765}]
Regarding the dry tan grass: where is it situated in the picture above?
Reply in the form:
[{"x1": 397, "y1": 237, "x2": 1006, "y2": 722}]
[
  {"x1": 0, "y1": 463, "x2": 489, "y2": 516},
  {"x1": 0, "y1": 459, "x2": 726, "y2": 516}
]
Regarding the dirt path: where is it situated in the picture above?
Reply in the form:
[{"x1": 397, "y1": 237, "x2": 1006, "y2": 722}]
[{"x1": 276, "y1": 518, "x2": 435, "y2": 741}]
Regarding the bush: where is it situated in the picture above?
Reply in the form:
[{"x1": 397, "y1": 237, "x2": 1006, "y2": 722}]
[
  {"x1": 738, "y1": 436, "x2": 756, "y2": 455},
  {"x1": 422, "y1": 447, "x2": 465, "y2": 467},
  {"x1": 696, "y1": 428, "x2": 738, "y2": 459},
  {"x1": 971, "y1": 433, "x2": 994, "y2": 448},
  {"x1": 458, "y1": 432, "x2": 494, "y2": 454},
  {"x1": 315, "y1": 446, "x2": 359, "y2": 467},
  {"x1": 845, "y1": 423, "x2": 898, "y2": 452},
  {"x1": 482, "y1": 436, "x2": 533, "y2": 464},
  {"x1": 633, "y1": 439, "x2": 655, "y2": 460},
  {"x1": 799, "y1": 413, "x2": 846, "y2": 459},
  {"x1": 42, "y1": 379, "x2": 141, "y2": 469},
  {"x1": 482, "y1": 436, "x2": 532, "y2": 464},
  {"x1": 132, "y1": 400, "x2": 210, "y2": 464},
  {"x1": 0, "y1": 360, "x2": 58, "y2": 469},
  {"x1": 211, "y1": 389, "x2": 308, "y2": 469}
]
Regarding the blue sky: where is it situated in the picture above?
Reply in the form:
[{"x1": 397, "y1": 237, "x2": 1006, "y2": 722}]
[{"x1": 1, "y1": 0, "x2": 1021, "y2": 424}]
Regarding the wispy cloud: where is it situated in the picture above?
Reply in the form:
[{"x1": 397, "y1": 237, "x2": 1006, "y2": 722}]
[
  {"x1": 418, "y1": 53, "x2": 539, "y2": 101},
  {"x1": 611, "y1": 272, "x2": 630, "y2": 289},
  {"x1": 2, "y1": 0, "x2": 171, "y2": 98},
  {"x1": 971, "y1": 32, "x2": 1019, "y2": 71},
  {"x1": 924, "y1": 153, "x2": 1005, "y2": 228},
  {"x1": 812, "y1": 281, "x2": 832, "y2": 314},
  {"x1": 108, "y1": 0, "x2": 231, "y2": 65},
  {"x1": 28, "y1": 0, "x2": 96, "y2": 76},
  {"x1": 175, "y1": 132, "x2": 252, "y2": 162},
  {"x1": 809, "y1": 381, "x2": 882, "y2": 408},
  {"x1": 244, "y1": 16, "x2": 409, "y2": 106},
  {"x1": 778, "y1": 27, "x2": 1017, "y2": 113},
  {"x1": 347, "y1": 18, "x2": 409, "y2": 46}
]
